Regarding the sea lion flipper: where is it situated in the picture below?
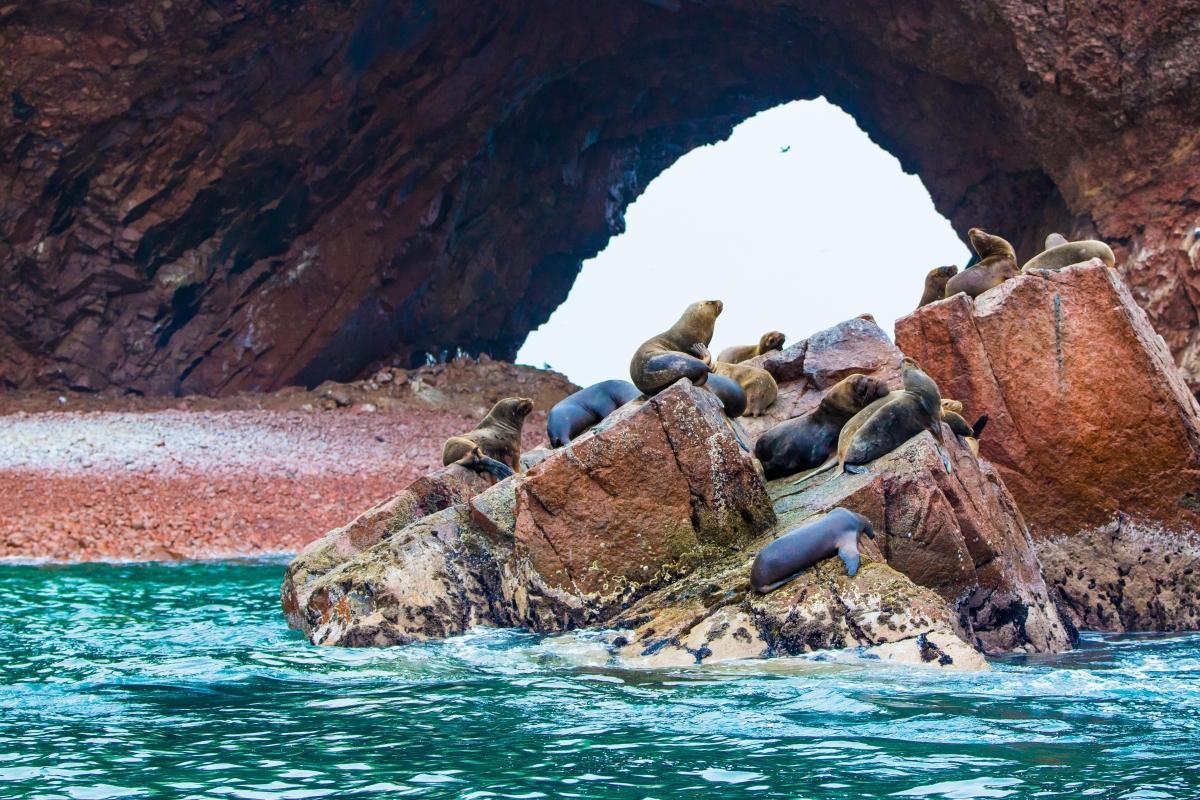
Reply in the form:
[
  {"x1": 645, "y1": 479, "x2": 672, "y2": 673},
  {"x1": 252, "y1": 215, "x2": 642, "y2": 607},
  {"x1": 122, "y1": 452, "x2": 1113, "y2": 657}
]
[
  {"x1": 691, "y1": 342, "x2": 713, "y2": 367},
  {"x1": 456, "y1": 446, "x2": 515, "y2": 481},
  {"x1": 843, "y1": 464, "x2": 868, "y2": 475},
  {"x1": 838, "y1": 542, "x2": 861, "y2": 577},
  {"x1": 972, "y1": 415, "x2": 989, "y2": 438}
]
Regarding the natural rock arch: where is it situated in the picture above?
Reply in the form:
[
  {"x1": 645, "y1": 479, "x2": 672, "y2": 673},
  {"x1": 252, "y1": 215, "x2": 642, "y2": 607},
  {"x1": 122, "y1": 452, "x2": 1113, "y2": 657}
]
[{"x1": 2, "y1": 1, "x2": 1198, "y2": 395}]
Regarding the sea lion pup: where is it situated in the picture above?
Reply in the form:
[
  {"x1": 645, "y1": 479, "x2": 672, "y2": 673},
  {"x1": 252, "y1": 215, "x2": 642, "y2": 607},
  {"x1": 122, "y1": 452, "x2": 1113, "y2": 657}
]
[
  {"x1": 546, "y1": 380, "x2": 640, "y2": 447},
  {"x1": 717, "y1": 331, "x2": 786, "y2": 364},
  {"x1": 754, "y1": 373, "x2": 890, "y2": 479},
  {"x1": 629, "y1": 300, "x2": 723, "y2": 395},
  {"x1": 918, "y1": 265, "x2": 958, "y2": 308},
  {"x1": 794, "y1": 359, "x2": 949, "y2": 483},
  {"x1": 712, "y1": 361, "x2": 778, "y2": 416},
  {"x1": 704, "y1": 372, "x2": 748, "y2": 418},
  {"x1": 943, "y1": 228, "x2": 1018, "y2": 300},
  {"x1": 1021, "y1": 234, "x2": 1116, "y2": 273},
  {"x1": 750, "y1": 507, "x2": 876, "y2": 592},
  {"x1": 442, "y1": 396, "x2": 533, "y2": 474}
]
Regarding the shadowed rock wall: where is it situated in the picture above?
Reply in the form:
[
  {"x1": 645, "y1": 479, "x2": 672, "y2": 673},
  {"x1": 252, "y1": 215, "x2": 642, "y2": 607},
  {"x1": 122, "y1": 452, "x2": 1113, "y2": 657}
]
[{"x1": 3, "y1": 2, "x2": 1200, "y2": 394}]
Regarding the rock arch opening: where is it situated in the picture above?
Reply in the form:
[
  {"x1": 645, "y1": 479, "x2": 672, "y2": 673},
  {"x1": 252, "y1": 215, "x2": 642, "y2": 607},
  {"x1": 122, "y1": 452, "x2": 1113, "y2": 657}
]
[
  {"x1": 1, "y1": 2, "x2": 1195, "y2": 396},
  {"x1": 518, "y1": 99, "x2": 969, "y2": 386}
]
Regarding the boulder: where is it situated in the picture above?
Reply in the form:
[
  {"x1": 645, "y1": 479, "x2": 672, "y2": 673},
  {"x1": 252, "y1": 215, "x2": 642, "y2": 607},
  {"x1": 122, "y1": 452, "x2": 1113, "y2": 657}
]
[
  {"x1": 280, "y1": 464, "x2": 489, "y2": 629},
  {"x1": 288, "y1": 380, "x2": 777, "y2": 646},
  {"x1": 896, "y1": 262, "x2": 1200, "y2": 631}
]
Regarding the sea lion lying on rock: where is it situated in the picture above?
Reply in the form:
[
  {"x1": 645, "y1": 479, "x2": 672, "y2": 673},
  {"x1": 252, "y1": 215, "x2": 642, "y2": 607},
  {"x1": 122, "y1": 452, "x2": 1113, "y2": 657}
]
[
  {"x1": 750, "y1": 507, "x2": 875, "y2": 592},
  {"x1": 712, "y1": 360, "x2": 778, "y2": 416},
  {"x1": 754, "y1": 373, "x2": 890, "y2": 479},
  {"x1": 796, "y1": 358, "x2": 949, "y2": 482},
  {"x1": 1022, "y1": 233, "x2": 1115, "y2": 273},
  {"x1": 717, "y1": 331, "x2": 786, "y2": 364},
  {"x1": 546, "y1": 380, "x2": 641, "y2": 447},
  {"x1": 918, "y1": 265, "x2": 958, "y2": 308},
  {"x1": 443, "y1": 396, "x2": 533, "y2": 474},
  {"x1": 630, "y1": 300, "x2": 722, "y2": 395},
  {"x1": 944, "y1": 228, "x2": 1018, "y2": 300}
]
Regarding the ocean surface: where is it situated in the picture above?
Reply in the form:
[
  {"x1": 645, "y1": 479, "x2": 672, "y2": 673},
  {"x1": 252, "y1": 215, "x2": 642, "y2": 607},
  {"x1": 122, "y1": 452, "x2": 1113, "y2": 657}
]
[{"x1": 2, "y1": 560, "x2": 1198, "y2": 800}]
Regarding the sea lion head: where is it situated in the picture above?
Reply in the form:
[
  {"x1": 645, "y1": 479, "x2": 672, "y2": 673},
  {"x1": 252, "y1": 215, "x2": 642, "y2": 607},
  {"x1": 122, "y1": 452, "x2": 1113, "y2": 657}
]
[
  {"x1": 968, "y1": 228, "x2": 1016, "y2": 260},
  {"x1": 930, "y1": 265, "x2": 958, "y2": 280},
  {"x1": 824, "y1": 373, "x2": 889, "y2": 416},
  {"x1": 490, "y1": 396, "x2": 534, "y2": 425},
  {"x1": 941, "y1": 398, "x2": 964, "y2": 414},
  {"x1": 675, "y1": 300, "x2": 724, "y2": 344},
  {"x1": 1044, "y1": 232, "x2": 1069, "y2": 250},
  {"x1": 758, "y1": 331, "x2": 786, "y2": 353},
  {"x1": 901, "y1": 357, "x2": 943, "y2": 418}
]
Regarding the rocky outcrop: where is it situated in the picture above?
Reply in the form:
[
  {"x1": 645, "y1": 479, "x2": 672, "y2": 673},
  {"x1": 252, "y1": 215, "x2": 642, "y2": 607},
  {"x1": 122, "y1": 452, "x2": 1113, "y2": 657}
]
[
  {"x1": 290, "y1": 380, "x2": 778, "y2": 646},
  {"x1": 4, "y1": 3, "x2": 1200, "y2": 394},
  {"x1": 896, "y1": 262, "x2": 1200, "y2": 631},
  {"x1": 895, "y1": 263, "x2": 1200, "y2": 537},
  {"x1": 286, "y1": 317, "x2": 1072, "y2": 664}
]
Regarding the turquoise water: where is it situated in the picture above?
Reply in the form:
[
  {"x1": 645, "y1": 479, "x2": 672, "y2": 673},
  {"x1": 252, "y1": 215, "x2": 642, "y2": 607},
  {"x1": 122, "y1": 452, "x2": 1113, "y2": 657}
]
[{"x1": 2, "y1": 561, "x2": 1199, "y2": 800}]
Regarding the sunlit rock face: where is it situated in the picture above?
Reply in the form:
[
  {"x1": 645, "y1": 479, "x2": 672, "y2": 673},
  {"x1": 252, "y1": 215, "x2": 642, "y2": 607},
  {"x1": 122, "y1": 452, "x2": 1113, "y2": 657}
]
[{"x1": 3, "y1": 1, "x2": 1199, "y2": 394}]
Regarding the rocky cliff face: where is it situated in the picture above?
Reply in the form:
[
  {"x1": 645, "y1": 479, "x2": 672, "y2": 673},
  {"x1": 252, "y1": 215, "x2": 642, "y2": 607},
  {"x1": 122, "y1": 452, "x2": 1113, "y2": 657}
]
[
  {"x1": 3, "y1": 2, "x2": 1200, "y2": 394},
  {"x1": 896, "y1": 262, "x2": 1200, "y2": 632}
]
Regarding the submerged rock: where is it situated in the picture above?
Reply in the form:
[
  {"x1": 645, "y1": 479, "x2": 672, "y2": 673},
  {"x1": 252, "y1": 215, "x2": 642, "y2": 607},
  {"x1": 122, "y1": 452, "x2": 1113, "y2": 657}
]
[{"x1": 896, "y1": 261, "x2": 1200, "y2": 631}]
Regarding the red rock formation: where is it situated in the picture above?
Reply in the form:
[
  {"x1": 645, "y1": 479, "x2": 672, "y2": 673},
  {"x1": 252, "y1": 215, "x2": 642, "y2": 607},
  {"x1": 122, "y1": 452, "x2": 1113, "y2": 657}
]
[
  {"x1": 896, "y1": 262, "x2": 1200, "y2": 632},
  {"x1": 3, "y1": 2, "x2": 1200, "y2": 394},
  {"x1": 896, "y1": 262, "x2": 1200, "y2": 539}
]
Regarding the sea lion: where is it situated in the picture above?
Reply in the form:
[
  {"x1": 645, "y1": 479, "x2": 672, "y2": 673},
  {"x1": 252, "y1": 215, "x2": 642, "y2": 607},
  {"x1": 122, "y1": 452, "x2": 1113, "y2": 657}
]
[
  {"x1": 918, "y1": 265, "x2": 958, "y2": 308},
  {"x1": 754, "y1": 373, "x2": 890, "y2": 479},
  {"x1": 704, "y1": 372, "x2": 748, "y2": 418},
  {"x1": 941, "y1": 398, "x2": 963, "y2": 415},
  {"x1": 943, "y1": 413, "x2": 988, "y2": 456},
  {"x1": 630, "y1": 300, "x2": 722, "y2": 395},
  {"x1": 712, "y1": 361, "x2": 778, "y2": 416},
  {"x1": 454, "y1": 445, "x2": 515, "y2": 481},
  {"x1": 1021, "y1": 235, "x2": 1115, "y2": 273},
  {"x1": 717, "y1": 331, "x2": 786, "y2": 364},
  {"x1": 795, "y1": 358, "x2": 949, "y2": 483},
  {"x1": 442, "y1": 396, "x2": 533, "y2": 474},
  {"x1": 750, "y1": 507, "x2": 876, "y2": 592},
  {"x1": 546, "y1": 380, "x2": 641, "y2": 447},
  {"x1": 943, "y1": 228, "x2": 1018, "y2": 300}
]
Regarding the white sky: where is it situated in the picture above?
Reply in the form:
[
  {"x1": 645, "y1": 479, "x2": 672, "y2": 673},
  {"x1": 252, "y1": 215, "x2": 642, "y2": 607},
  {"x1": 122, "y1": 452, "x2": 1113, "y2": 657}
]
[{"x1": 516, "y1": 98, "x2": 970, "y2": 387}]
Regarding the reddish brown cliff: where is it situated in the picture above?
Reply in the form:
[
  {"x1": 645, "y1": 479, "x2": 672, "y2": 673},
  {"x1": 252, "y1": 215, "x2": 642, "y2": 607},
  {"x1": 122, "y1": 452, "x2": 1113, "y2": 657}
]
[{"x1": 3, "y1": 2, "x2": 1200, "y2": 394}]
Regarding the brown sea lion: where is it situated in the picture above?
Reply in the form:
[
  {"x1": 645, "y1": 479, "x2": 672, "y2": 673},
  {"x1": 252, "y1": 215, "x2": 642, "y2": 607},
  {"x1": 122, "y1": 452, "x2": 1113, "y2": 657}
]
[
  {"x1": 547, "y1": 380, "x2": 641, "y2": 447},
  {"x1": 795, "y1": 359, "x2": 949, "y2": 483},
  {"x1": 1021, "y1": 235, "x2": 1115, "y2": 273},
  {"x1": 941, "y1": 398, "x2": 964, "y2": 415},
  {"x1": 442, "y1": 396, "x2": 533, "y2": 474},
  {"x1": 704, "y1": 372, "x2": 748, "y2": 418},
  {"x1": 630, "y1": 300, "x2": 722, "y2": 395},
  {"x1": 712, "y1": 360, "x2": 778, "y2": 417},
  {"x1": 717, "y1": 331, "x2": 786, "y2": 364},
  {"x1": 750, "y1": 507, "x2": 876, "y2": 591},
  {"x1": 918, "y1": 265, "x2": 959, "y2": 308},
  {"x1": 944, "y1": 228, "x2": 1018, "y2": 300},
  {"x1": 754, "y1": 374, "x2": 890, "y2": 479}
]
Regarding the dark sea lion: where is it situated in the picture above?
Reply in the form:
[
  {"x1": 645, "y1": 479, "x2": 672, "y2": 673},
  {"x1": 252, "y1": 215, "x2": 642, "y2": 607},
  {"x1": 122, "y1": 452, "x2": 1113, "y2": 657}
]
[
  {"x1": 546, "y1": 380, "x2": 641, "y2": 447},
  {"x1": 754, "y1": 374, "x2": 890, "y2": 479},
  {"x1": 918, "y1": 265, "x2": 958, "y2": 308},
  {"x1": 943, "y1": 228, "x2": 1018, "y2": 300},
  {"x1": 750, "y1": 507, "x2": 876, "y2": 592},
  {"x1": 630, "y1": 300, "x2": 723, "y2": 395},
  {"x1": 794, "y1": 359, "x2": 948, "y2": 483},
  {"x1": 704, "y1": 372, "x2": 748, "y2": 418},
  {"x1": 943, "y1": 410, "x2": 973, "y2": 439},
  {"x1": 442, "y1": 396, "x2": 533, "y2": 474},
  {"x1": 717, "y1": 331, "x2": 786, "y2": 364},
  {"x1": 712, "y1": 360, "x2": 778, "y2": 416},
  {"x1": 1021, "y1": 236, "x2": 1115, "y2": 273}
]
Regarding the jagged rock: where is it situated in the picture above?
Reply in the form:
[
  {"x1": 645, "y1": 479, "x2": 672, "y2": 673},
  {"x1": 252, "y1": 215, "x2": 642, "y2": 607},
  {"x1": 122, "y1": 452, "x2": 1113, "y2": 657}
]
[
  {"x1": 897, "y1": 262, "x2": 1200, "y2": 538},
  {"x1": 896, "y1": 262, "x2": 1200, "y2": 631},
  {"x1": 1037, "y1": 527, "x2": 1200, "y2": 633},
  {"x1": 280, "y1": 464, "x2": 489, "y2": 629},
  {"x1": 288, "y1": 380, "x2": 777, "y2": 645},
  {"x1": 5, "y1": 4, "x2": 1200, "y2": 395}
]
